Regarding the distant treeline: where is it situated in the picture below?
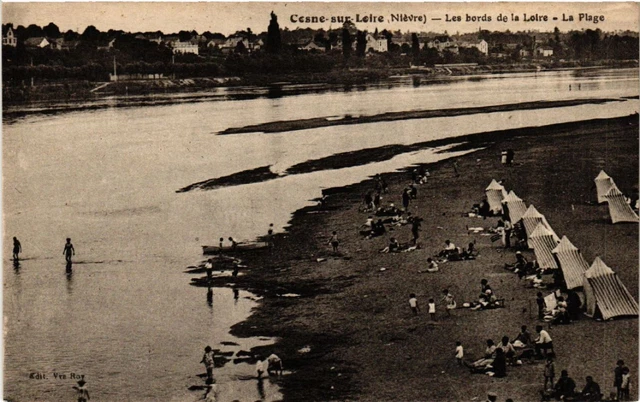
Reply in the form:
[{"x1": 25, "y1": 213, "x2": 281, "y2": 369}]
[{"x1": 2, "y1": 21, "x2": 638, "y2": 85}]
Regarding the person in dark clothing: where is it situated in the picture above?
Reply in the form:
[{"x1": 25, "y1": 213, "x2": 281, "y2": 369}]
[
  {"x1": 567, "y1": 290, "x2": 582, "y2": 321},
  {"x1": 614, "y1": 360, "x2": 628, "y2": 401},
  {"x1": 12, "y1": 237, "x2": 21, "y2": 261},
  {"x1": 580, "y1": 376, "x2": 602, "y2": 401},
  {"x1": 411, "y1": 218, "x2": 421, "y2": 245},
  {"x1": 402, "y1": 189, "x2": 411, "y2": 210},
  {"x1": 536, "y1": 292, "x2": 546, "y2": 320},
  {"x1": 553, "y1": 370, "x2": 576, "y2": 400},
  {"x1": 492, "y1": 348, "x2": 507, "y2": 378}
]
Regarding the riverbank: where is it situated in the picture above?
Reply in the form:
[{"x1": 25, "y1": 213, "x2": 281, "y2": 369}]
[
  {"x1": 196, "y1": 114, "x2": 638, "y2": 401},
  {"x1": 4, "y1": 64, "x2": 636, "y2": 121}
]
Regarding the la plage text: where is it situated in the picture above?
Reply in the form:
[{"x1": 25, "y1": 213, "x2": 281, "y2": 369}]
[{"x1": 290, "y1": 14, "x2": 427, "y2": 24}]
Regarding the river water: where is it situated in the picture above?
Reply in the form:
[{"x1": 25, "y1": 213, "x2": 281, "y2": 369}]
[{"x1": 3, "y1": 68, "x2": 638, "y2": 401}]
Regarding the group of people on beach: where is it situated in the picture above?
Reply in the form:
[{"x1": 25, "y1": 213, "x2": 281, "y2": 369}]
[{"x1": 11, "y1": 236, "x2": 75, "y2": 264}]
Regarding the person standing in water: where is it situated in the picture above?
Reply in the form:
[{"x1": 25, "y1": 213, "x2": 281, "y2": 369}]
[
  {"x1": 63, "y1": 238, "x2": 75, "y2": 262},
  {"x1": 12, "y1": 237, "x2": 22, "y2": 261}
]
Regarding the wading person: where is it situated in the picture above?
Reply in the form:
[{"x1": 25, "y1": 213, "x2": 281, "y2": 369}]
[
  {"x1": 12, "y1": 237, "x2": 21, "y2": 261},
  {"x1": 201, "y1": 346, "x2": 215, "y2": 381},
  {"x1": 63, "y1": 238, "x2": 75, "y2": 263}
]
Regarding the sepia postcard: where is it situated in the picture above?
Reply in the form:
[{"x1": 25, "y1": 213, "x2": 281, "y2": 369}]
[{"x1": 2, "y1": 2, "x2": 639, "y2": 401}]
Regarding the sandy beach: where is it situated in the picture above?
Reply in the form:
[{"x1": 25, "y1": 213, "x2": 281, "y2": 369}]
[{"x1": 196, "y1": 113, "x2": 639, "y2": 401}]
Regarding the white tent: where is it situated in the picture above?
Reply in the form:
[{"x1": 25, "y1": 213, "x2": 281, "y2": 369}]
[
  {"x1": 552, "y1": 236, "x2": 589, "y2": 290},
  {"x1": 529, "y1": 223, "x2": 560, "y2": 269},
  {"x1": 485, "y1": 179, "x2": 506, "y2": 215},
  {"x1": 521, "y1": 205, "x2": 560, "y2": 241},
  {"x1": 594, "y1": 170, "x2": 615, "y2": 204},
  {"x1": 583, "y1": 257, "x2": 638, "y2": 320},
  {"x1": 502, "y1": 190, "x2": 528, "y2": 224},
  {"x1": 604, "y1": 185, "x2": 639, "y2": 224}
]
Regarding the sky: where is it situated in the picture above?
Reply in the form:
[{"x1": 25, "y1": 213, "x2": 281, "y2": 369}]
[{"x1": 2, "y1": 2, "x2": 638, "y2": 36}]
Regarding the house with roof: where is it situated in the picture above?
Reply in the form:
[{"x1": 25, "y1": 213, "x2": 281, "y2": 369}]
[
  {"x1": 2, "y1": 26, "x2": 17, "y2": 47},
  {"x1": 365, "y1": 33, "x2": 387, "y2": 53},
  {"x1": 24, "y1": 37, "x2": 50, "y2": 48},
  {"x1": 97, "y1": 38, "x2": 116, "y2": 51},
  {"x1": 459, "y1": 39, "x2": 488, "y2": 55},
  {"x1": 427, "y1": 35, "x2": 454, "y2": 52},
  {"x1": 535, "y1": 46, "x2": 554, "y2": 57},
  {"x1": 171, "y1": 41, "x2": 199, "y2": 55},
  {"x1": 300, "y1": 40, "x2": 325, "y2": 52}
]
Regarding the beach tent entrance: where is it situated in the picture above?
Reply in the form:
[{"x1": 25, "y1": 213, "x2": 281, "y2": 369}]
[
  {"x1": 485, "y1": 180, "x2": 507, "y2": 215},
  {"x1": 583, "y1": 257, "x2": 638, "y2": 320}
]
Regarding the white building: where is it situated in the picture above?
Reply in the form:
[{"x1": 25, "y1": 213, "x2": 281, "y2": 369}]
[
  {"x1": 459, "y1": 39, "x2": 488, "y2": 55},
  {"x1": 172, "y1": 41, "x2": 199, "y2": 55},
  {"x1": 3, "y1": 26, "x2": 17, "y2": 47}
]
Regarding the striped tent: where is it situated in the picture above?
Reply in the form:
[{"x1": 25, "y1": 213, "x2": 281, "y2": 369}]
[
  {"x1": 604, "y1": 185, "x2": 639, "y2": 224},
  {"x1": 594, "y1": 170, "x2": 615, "y2": 204},
  {"x1": 583, "y1": 257, "x2": 638, "y2": 320},
  {"x1": 502, "y1": 190, "x2": 528, "y2": 223},
  {"x1": 485, "y1": 180, "x2": 506, "y2": 215},
  {"x1": 521, "y1": 205, "x2": 560, "y2": 241},
  {"x1": 552, "y1": 236, "x2": 589, "y2": 289},
  {"x1": 529, "y1": 223, "x2": 560, "y2": 269}
]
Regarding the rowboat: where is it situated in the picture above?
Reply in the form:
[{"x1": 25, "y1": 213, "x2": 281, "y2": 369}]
[{"x1": 202, "y1": 241, "x2": 270, "y2": 255}]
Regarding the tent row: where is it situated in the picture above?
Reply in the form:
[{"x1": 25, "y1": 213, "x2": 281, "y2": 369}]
[
  {"x1": 484, "y1": 179, "x2": 638, "y2": 320},
  {"x1": 594, "y1": 170, "x2": 639, "y2": 224}
]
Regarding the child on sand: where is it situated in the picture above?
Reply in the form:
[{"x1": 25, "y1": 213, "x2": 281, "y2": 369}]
[
  {"x1": 621, "y1": 367, "x2": 631, "y2": 401},
  {"x1": 255, "y1": 356, "x2": 266, "y2": 379},
  {"x1": 543, "y1": 356, "x2": 555, "y2": 390},
  {"x1": 455, "y1": 341, "x2": 464, "y2": 365},
  {"x1": 409, "y1": 293, "x2": 420, "y2": 316},
  {"x1": 328, "y1": 231, "x2": 339, "y2": 254},
  {"x1": 201, "y1": 346, "x2": 215, "y2": 381},
  {"x1": 72, "y1": 379, "x2": 90, "y2": 402},
  {"x1": 428, "y1": 299, "x2": 436, "y2": 321}
]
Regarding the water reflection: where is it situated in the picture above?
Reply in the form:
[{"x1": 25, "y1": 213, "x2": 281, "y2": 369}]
[
  {"x1": 257, "y1": 377, "x2": 266, "y2": 400},
  {"x1": 207, "y1": 287, "x2": 213, "y2": 308}
]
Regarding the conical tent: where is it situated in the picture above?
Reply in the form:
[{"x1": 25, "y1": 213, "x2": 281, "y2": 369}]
[
  {"x1": 521, "y1": 205, "x2": 560, "y2": 241},
  {"x1": 485, "y1": 179, "x2": 505, "y2": 215},
  {"x1": 594, "y1": 170, "x2": 615, "y2": 204},
  {"x1": 552, "y1": 236, "x2": 589, "y2": 289},
  {"x1": 502, "y1": 190, "x2": 527, "y2": 223},
  {"x1": 583, "y1": 257, "x2": 638, "y2": 320},
  {"x1": 604, "y1": 185, "x2": 639, "y2": 224},
  {"x1": 529, "y1": 223, "x2": 560, "y2": 269}
]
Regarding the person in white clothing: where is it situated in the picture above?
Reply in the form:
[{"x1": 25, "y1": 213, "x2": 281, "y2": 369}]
[
  {"x1": 535, "y1": 325, "x2": 553, "y2": 358},
  {"x1": 455, "y1": 341, "x2": 464, "y2": 365}
]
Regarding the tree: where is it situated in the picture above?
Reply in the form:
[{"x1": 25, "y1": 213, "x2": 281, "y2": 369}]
[
  {"x1": 356, "y1": 30, "x2": 367, "y2": 57},
  {"x1": 64, "y1": 29, "x2": 79, "y2": 41},
  {"x1": 43, "y1": 22, "x2": 61, "y2": 38},
  {"x1": 178, "y1": 30, "x2": 191, "y2": 42},
  {"x1": 266, "y1": 11, "x2": 281, "y2": 53},
  {"x1": 342, "y1": 27, "x2": 352, "y2": 58},
  {"x1": 81, "y1": 25, "x2": 100, "y2": 42},
  {"x1": 24, "y1": 24, "x2": 43, "y2": 38},
  {"x1": 411, "y1": 33, "x2": 420, "y2": 58}
]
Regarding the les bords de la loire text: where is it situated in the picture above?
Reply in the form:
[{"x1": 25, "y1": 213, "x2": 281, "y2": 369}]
[{"x1": 289, "y1": 12, "x2": 606, "y2": 25}]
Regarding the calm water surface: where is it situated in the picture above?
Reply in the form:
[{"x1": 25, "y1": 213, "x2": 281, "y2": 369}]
[{"x1": 3, "y1": 68, "x2": 638, "y2": 401}]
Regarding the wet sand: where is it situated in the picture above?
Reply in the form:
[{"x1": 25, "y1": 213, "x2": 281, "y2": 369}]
[
  {"x1": 194, "y1": 114, "x2": 638, "y2": 401},
  {"x1": 219, "y1": 98, "x2": 628, "y2": 135}
]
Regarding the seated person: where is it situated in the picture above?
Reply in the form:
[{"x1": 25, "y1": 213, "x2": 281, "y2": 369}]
[
  {"x1": 579, "y1": 376, "x2": 602, "y2": 402},
  {"x1": 532, "y1": 273, "x2": 546, "y2": 289},
  {"x1": 465, "y1": 339, "x2": 497, "y2": 370},
  {"x1": 478, "y1": 199, "x2": 491, "y2": 217},
  {"x1": 513, "y1": 325, "x2": 533, "y2": 348},
  {"x1": 375, "y1": 203, "x2": 402, "y2": 216},
  {"x1": 380, "y1": 237, "x2": 400, "y2": 253},
  {"x1": 552, "y1": 297, "x2": 571, "y2": 325},
  {"x1": 505, "y1": 251, "x2": 528, "y2": 272},
  {"x1": 359, "y1": 216, "x2": 375, "y2": 236},
  {"x1": 437, "y1": 240, "x2": 458, "y2": 259},
  {"x1": 461, "y1": 242, "x2": 478, "y2": 259},
  {"x1": 425, "y1": 258, "x2": 439, "y2": 273},
  {"x1": 551, "y1": 370, "x2": 576, "y2": 401},
  {"x1": 496, "y1": 336, "x2": 517, "y2": 365},
  {"x1": 367, "y1": 219, "x2": 386, "y2": 239},
  {"x1": 408, "y1": 184, "x2": 418, "y2": 199}
]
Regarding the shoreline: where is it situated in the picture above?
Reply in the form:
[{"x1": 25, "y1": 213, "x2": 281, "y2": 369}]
[
  {"x1": 4, "y1": 65, "x2": 635, "y2": 122},
  {"x1": 193, "y1": 114, "x2": 638, "y2": 401}
]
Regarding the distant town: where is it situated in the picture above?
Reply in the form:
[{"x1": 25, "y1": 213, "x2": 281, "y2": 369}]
[{"x1": 2, "y1": 11, "x2": 638, "y2": 103}]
